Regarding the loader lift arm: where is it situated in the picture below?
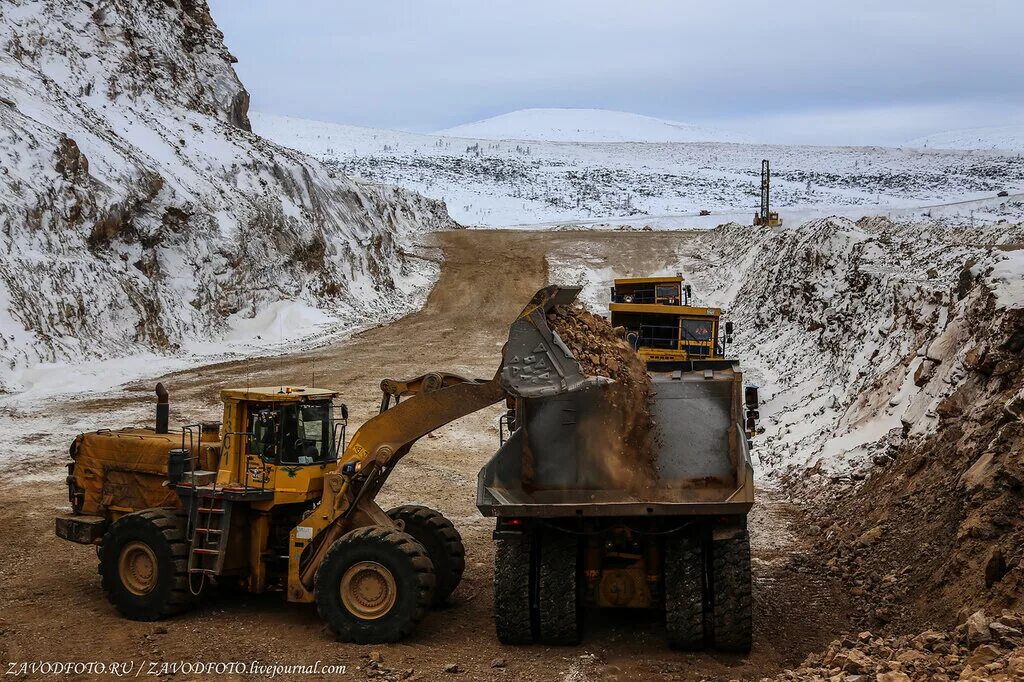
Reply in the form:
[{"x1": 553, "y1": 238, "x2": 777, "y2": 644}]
[
  {"x1": 295, "y1": 373, "x2": 506, "y2": 590},
  {"x1": 289, "y1": 285, "x2": 593, "y2": 598}
]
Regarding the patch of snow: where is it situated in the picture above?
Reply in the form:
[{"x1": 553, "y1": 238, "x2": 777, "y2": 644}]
[{"x1": 987, "y1": 248, "x2": 1024, "y2": 309}]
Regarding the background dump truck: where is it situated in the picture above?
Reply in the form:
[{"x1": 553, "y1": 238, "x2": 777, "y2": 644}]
[{"x1": 478, "y1": 280, "x2": 759, "y2": 651}]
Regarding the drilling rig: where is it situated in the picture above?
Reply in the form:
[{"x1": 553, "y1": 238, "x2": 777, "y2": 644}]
[{"x1": 753, "y1": 159, "x2": 782, "y2": 227}]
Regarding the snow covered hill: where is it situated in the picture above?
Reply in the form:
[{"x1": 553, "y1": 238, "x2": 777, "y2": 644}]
[
  {"x1": 436, "y1": 108, "x2": 749, "y2": 144},
  {"x1": 908, "y1": 124, "x2": 1024, "y2": 151},
  {"x1": 0, "y1": 0, "x2": 455, "y2": 393},
  {"x1": 255, "y1": 112, "x2": 1024, "y2": 227}
]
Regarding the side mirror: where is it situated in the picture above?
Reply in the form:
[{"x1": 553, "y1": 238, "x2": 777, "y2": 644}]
[
  {"x1": 726, "y1": 335, "x2": 733, "y2": 344},
  {"x1": 744, "y1": 385, "x2": 760, "y2": 408},
  {"x1": 725, "y1": 321, "x2": 734, "y2": 335},
  {"x1": 340, "y1": 403, "x2": 349, "y2": 421}
]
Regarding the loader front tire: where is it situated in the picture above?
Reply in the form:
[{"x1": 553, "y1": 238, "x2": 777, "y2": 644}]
[
  {"x1": 386, "y1": 505, "x2": 465, "y2": 606},
  {"x1": 537, "y1": 530, "x2": 580, "y2": 645},
  {"x1": 99, "y1": 509, "x2": 193, "y2": 621},
  {"x1": 709, "y1": 531, "x2": 753, "y2": 653},
  {"x1": 665, "y1": 533, "x2": 706, "y2": 650},
  {"x1": 493, "y1": 530, "x2": 534, "y2": 644},
  {"x1": 315, "y1": 526, "x2": 435, "y2": 643}
]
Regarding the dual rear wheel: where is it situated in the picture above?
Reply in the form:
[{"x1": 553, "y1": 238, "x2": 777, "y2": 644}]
[
  {"x1": 493, "y1": 524, "x2": 752, "y2": 651},
  {"x1": 666, "y1": 530, "x2": 752, "y2": 653},
  {"x1": 494, "y1": 528, "x2": 581, "y2": 645}
]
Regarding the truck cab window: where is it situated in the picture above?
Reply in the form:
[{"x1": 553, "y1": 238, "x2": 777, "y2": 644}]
[{"x1": 655, "y1": 284, "x2": 680, "y2": 304}]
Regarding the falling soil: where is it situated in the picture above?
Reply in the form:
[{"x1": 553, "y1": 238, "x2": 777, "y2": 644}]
[{"x1": 545, "y1": 303, "x2": 659, "y2": 492}]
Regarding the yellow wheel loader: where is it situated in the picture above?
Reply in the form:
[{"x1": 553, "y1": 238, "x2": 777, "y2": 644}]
[{"x1": 57, "y1": 287, "x2": 578, "y2": 643}]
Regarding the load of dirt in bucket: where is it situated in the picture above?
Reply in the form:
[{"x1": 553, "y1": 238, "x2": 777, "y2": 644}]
[{"x1": 546, "y1": 304, "x2": 658, "y2": 491}]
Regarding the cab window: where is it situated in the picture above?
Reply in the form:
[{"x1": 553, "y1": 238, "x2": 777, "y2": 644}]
[
  {"x1": 248, "y1": 401, "x2": 334, "y2": 465},
  {"x1": 682, "y1": 318, "x2": 714, "y2": 342},
  {"x1": 655, "y1": 284, "x2": 679, "y2": 304}
]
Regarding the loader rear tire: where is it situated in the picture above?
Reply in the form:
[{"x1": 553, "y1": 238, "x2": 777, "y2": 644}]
[
  {"x1": 315, "y1": 526, "x2": 435, "y2": 643},
  {"x1": 665, "y1": 533, "x2": 706, "y2": 650},
  {"x1": 709, "y1": 531, "x2": 753, "y2": 653},
  {"x1": 494, "y1": 530, "x2": 534, "y2": 644},
  {"x1": 538, "y1": 530, "x2": 580, "y2": 645},
  {"x1": 99, "y1": 508, "x2": 193, "y2": 621},
  {"x1": 386, "y1": 505, "x2": 465, "y2": 606}
]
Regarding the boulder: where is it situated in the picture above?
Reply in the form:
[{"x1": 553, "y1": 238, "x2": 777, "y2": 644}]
[
  {"x1": 966, "y1": 611, "x2": 992, "y2": 646},
  {"x1": 966, "y1": 644, "x2": 1001, "y2": 668},
  {"x1": 877, "y1": 672, "x2": 911, "y2": 682},
  {"x1": 857, "y1": 526, "x2": 884, "y2": 546}
]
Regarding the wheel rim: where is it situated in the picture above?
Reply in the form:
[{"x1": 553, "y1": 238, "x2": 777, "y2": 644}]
[
  {"x1": 119, "y1": 541, "x2": 158, "y2": 596},
  {"x1": 340, "y1": 561, "x2": 397, "y2": 620}
]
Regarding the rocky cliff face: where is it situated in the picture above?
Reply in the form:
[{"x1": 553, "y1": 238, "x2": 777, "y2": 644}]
[{"x1": 0, "y1": 0, "x2": 456, "y2": 391}]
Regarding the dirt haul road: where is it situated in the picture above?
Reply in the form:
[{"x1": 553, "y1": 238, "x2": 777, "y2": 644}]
[{"x1": 0, "y1": 230, "x2": 850, "y2": 681}]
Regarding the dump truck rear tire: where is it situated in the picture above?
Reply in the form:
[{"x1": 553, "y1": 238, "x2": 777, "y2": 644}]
[
  {"x1": 387, "y1": 505, "x2": 465, "y2": 606},
  {"x1": 665, "y1": 533, "x2": 706, "y2": 650},
  {"x1": 314, "y1": 526, "x2": 435, "y2": 643},
  {"x1": 494, "y1": 530, "x2": 534, "y2": 644},
  {"x1": 538, "y1": 530, "x2": 580, "y2": 645},
  {"x1": 99, "y1": 508, "x2": 193, "y2": 621},
  {"x1": 709, "y1": 531, "x2": 753, "y2": 653}
]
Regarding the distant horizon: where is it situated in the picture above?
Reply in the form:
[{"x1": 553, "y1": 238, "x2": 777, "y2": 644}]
[
  {"x1": 251, "y1": 107, "x2": 1023, "y2": 150},
  {"x1": 210, "y1": 0, "x2": 1024, "y2": 146}
]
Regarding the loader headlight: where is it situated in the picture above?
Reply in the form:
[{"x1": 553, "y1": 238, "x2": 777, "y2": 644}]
[{"x1": 624, "y1": 295, "x2": 633, "y2": 303}]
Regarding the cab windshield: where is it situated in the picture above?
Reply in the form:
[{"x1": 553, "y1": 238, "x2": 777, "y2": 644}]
[{"x1": 248, "y1": 400, "x2": 334, "y2": 464}]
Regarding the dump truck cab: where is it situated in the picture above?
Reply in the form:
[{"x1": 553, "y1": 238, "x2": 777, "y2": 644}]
[{"x1": 609, "y1": 276, "x2": 728, "y2": 365}]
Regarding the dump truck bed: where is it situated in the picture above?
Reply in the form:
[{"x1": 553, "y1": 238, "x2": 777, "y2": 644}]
[{"x1": 477, "y1": 366, "x2": 754, "y2": 517}]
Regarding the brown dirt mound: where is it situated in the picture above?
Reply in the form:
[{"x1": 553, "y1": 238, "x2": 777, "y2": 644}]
[
  {"x1": 772, "y1": 609, "x2": 1024, "y2": 681},
  {"x1": 546, "y1": 304, "x2": 658, "y2": 491},
  {"x1": 803, "y1": 292, "x2": 1024, "y2": 633}
]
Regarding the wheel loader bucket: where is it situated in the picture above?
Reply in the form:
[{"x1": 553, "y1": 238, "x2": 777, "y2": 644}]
[{"x1": 501, "y1": 285, "x2": 609, "y2": 398}]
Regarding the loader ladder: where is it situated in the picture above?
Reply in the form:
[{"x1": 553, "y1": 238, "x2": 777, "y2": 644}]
[{"x1": 188, "y1": 493, "x2": 233, "y2": 575}]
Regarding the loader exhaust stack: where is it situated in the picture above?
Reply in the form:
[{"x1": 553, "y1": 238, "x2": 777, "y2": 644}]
[{"x1": 155, "y1": 382, "x2": 169, "y2": 434}]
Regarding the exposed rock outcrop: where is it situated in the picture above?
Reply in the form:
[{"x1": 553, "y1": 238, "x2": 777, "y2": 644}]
[{"x1": 0, "y1": 0, "x2": 457, "y2": 391}]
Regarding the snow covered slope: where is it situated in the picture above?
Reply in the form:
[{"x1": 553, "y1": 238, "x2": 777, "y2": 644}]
[
  {"x1": 0, "y1": 0, "x2": 455, "y2": 393},
  {"x1": 436, "y1": 108, "x2": 749, "y2": 143},
  {"x1": 256, "y1": 112, "x2": 1024, "y2": 227},
  {"x1": 548, "y1": 217, "x2": 1024, "y2": 478},
  {"x1": 909, "y1": 124, "x2": 1024, "y2": 151}
]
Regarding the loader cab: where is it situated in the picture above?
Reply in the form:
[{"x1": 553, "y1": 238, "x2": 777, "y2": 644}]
[
  {"x1": 215, "y1": 386, "x2": 347, "y2": 502},
  {"x1": 609, "y1": 276, "x2": 727, "y2": 365}
]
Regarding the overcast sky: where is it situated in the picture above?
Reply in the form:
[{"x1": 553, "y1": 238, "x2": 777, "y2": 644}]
[{"x1": 208, "y1": 0, "x2": 1024, "y2": 145}]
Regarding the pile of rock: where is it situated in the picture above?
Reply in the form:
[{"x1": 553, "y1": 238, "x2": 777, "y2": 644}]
[
  {"x1": 546, "y1": 304, "x2": 658, "y2": 489},
  {"x1": 771, "y1": 610, "x2": 1024, "y2": 681}
]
